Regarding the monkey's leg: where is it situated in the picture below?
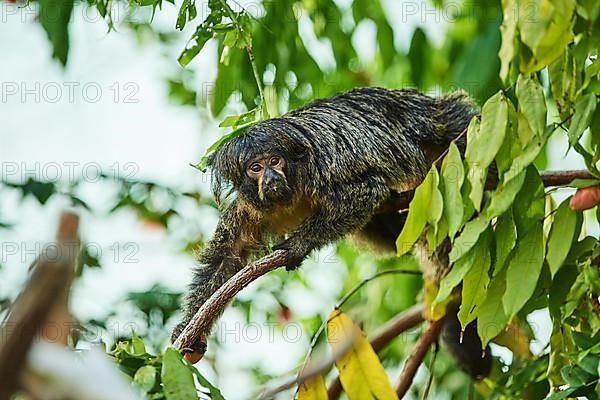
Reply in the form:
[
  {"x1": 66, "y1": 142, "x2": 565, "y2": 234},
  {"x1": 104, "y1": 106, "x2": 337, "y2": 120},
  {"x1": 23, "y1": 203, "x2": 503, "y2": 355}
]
[
  {"x1": 171, "y1": 200, "x2": 262, "y2": 351},
  {"x1": 274, "y1": 177, "x2": 390, "y2": 270}
]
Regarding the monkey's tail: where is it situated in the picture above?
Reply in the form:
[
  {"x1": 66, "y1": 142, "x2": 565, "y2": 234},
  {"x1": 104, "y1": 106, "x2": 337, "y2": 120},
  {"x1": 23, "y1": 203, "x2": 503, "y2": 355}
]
[
  {"x1": 171, "y1": 256, "x2": 243, "y2": 346},
  {"x1": 432, "y1": 90, "x2": 479, "y2": 145}
]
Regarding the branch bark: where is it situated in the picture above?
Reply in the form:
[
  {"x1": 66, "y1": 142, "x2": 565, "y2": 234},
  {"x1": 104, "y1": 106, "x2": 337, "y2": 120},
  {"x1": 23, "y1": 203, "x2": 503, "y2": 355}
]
[
  {"x1": 377, "y1": 170, "x2": 596, "y2": 215},
  {"x1": 395, "y1": 318, "x2": 445, "y2": 399},
  {"x1": 539, "y1": 169, "x2": 596, "y2": 186},
  {"x1": 172, "y1": 169, "x2": 595, "y2": 364},
  {"x1": 0, "y1": 212, "x2": 79, "y2": 400},
  {"x1": 173, "y1": 249, "x2": 288, "y2": 350}
]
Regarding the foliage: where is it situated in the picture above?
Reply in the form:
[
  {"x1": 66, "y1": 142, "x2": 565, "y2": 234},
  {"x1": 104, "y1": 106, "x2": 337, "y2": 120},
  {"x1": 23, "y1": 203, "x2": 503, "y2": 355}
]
[
  {"x1": 4, "y1": 0, "x2": 600, "y2": 398},
  {"x1": 111, "y1": 334, "x2": 224, "y2": 399}
]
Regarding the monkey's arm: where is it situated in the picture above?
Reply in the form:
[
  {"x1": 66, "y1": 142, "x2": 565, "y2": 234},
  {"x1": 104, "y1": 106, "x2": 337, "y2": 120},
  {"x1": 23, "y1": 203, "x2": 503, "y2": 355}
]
[
  {"x1": 171, "y1": 199, "x2": 263, "y2": 351},
  {"x1": 274, "y1": 176, "x2": 390, "y2": 269}
]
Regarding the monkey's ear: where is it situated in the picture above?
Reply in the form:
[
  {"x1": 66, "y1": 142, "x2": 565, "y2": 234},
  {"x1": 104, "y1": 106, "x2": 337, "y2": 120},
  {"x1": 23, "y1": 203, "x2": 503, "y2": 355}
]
[{"x1": 285, "y1": 135, "x2": 310, "y2": 161}]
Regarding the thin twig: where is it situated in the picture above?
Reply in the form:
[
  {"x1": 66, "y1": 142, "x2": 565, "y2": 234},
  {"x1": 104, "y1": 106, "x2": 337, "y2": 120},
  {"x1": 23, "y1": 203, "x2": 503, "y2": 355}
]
[
  {"x1": 421, "y1": 342, "x2": 438, "y2": 400},
  {"x1": 336, "y1": 269, "x2": 422, "y2": 309},
  {"x1": 298, "y1": 269, "x2": 423, "y2": 381},
  {"x1": 433, "y1": 126, "x2": 469, "y2": 166},
  {"x1": 395, "y1": 318, "x2": 444, "y2": 399},
  {"x1": 256, "y1": 330, "x2": 357, "y2": 399},
  {"x1": 218, "y1": 0, "x2": 265, "y2": 106}
]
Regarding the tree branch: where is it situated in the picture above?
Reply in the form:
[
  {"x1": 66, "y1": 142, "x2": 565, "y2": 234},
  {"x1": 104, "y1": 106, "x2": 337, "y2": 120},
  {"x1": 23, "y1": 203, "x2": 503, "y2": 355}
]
[
  {"x1": 395, "y1": 318, "x2": 445, "y2": 399},
  {"x1": 377, "y1": 170, "x2": 596, "y2": 216},
  {"x1": 173, "y1": 249, "x2": 288, "y2": 350},
  {"x1": 0, "y1": 211, "x2": 79, "y2": 400},
  {"x1": 539, "y1": 170, "x2": 596, "y2": 186},
  {"x1": 173, "y1": 169, "x2": 596, "y2": 362}
]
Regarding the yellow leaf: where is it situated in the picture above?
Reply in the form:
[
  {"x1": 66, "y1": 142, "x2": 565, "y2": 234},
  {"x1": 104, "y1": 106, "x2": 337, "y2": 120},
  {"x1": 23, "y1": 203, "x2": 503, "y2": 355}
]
[
  {"x1": 327, "y1": 310, "x2": 399, "y2": 400},
  {"x1": 424, "y1": 280, "x2": 451, "y2": 321},
  {"x1": 298, "y1": 375, "x2": 328, "y2": 400}
]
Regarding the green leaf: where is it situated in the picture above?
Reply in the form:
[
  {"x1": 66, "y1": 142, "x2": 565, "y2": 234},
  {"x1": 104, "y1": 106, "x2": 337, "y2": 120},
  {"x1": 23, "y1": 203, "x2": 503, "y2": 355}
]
[
  {"x1": 564, "y1": 273, "x2": 587, "y2": 321},
  {"x1": 161, "y1": 348, "x2": 199, "y2": 400},
  {"x1": 549, "y1": 264, "x2": 578, "y2": 319},
  {"x1": 545, "y1": 386, "x2": 578, "y2": 400},
  {"x1": 546, "y1": 198, "x2": 578, "y2": 277},
  {"x1": 516, "y1": 75, "x2": 547, "y2": 138},
  {"x1": 477, "y1": 268, "x2": 509, "y2": 348},
  {"x1": 178, "y1": 2, "x2": 226, "y2": 67},
  {"x1": 449, "y1": 169, "x2": 526, "y2": 262},
  {"x1": 519, "y1": 0, "x2": 575, "y2": 74},
  {"x1": 39, "y1": 0, "x2": 73, "y2": 66},
  {"x1": 465, "y1": 92, "x2": 508, "y2": 210},
  {"x1": 503, "y1": 224, "x2": 545, "y2": 320},
  {"x1": 577, "y1": 355, "x2": 599, "y2": 375},
  {"x1": 513, "y1": 166, "x2": 545, "y2": 235},
  {"x1": 20, "y1": 179, "x2": 56, "y2": 205},
  {"x1": 427, "y1": 167, "x2": 444, "y2": 238},
  {"x1": 448, "y1": 216, "x2": 488, "y2": 263},
  {"x1": 583, "y1": 59, "x2": 600, "y2": 90},
  {"x1": 193, "y1": 123, "x2": 255, "y2": 172},
  {"x1": 565, "y1": 178, "x2": 600, "y2": 188},
  {"x1": 496, "y1": 101, "x2": 521, "y2": 176},
  {"x1": 504, "y1": 130, "x2": 549, "y2": 184},
  {"x1": 548, "y1": 49, "x2": 576, "y2": 115},
  {"x1": 484, "y1": 168, "x2": 527, "y2": 217},
  {"x1": 435, "y1": 233, "x2": 489, "y2": 306},
  {"x1": 187, "y1": 363, "x2": 226, "y2": 400},
  {"x1": 179, "y1": 24, "x2": 217, "y2": 67},
  {"x1": 572, "y1": 331, "x2": 600, "y2": 351},
  {"x1": 396, "y1": 169, "x2": 436, "y2": 256},
  {"x1": 458, "y1": 228, "x2": 492, "y2": 329},
  {"x1": 494, "y1": 209, "x2": 517, "y2": 275},
  {"x1": 577, "y1": 0, "x2": 600, "y2": 20},
  {"x1": 441, "y1": 143, "x2": 465, "y2": 239},
  {"x1": 176, "y1": 0, "x2": 197, "y2": 30},
  {"x1": 133, "y1": 365, "x2": 157, "y2": 393},
  {"x1": 131, "y1": 332, "x2": 146, "y2": 355},
  {"x1": 219, "y1": 108, "x2": 259, "y2": 128},
  {"x1": 568, "y1": 94, "x2": 597, "y2": 146},
  {"x1": 561, "y1": 364, "x2": 594, "y2": 387},
  {"x1": 499, "y1": 0, "x2": 518, "y2": 81}
]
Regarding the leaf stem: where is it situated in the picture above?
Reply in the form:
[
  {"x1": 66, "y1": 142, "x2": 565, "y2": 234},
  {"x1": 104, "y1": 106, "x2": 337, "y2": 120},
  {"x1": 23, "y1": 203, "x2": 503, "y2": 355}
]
[{"x1": 217, "y1": 0, "x2": 266, "y2": 110}]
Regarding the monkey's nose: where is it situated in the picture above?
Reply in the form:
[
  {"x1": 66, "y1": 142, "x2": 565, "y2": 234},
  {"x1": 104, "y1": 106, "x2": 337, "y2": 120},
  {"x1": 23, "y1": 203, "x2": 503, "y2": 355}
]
[{"x1": 264, "y1": 175, "x2": 277, "y2": 186}]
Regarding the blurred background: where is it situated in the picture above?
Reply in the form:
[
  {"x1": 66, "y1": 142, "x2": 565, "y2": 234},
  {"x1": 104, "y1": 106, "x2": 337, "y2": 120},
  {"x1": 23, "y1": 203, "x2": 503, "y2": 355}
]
[{"x1": 0, "y1": 0, "x2": 596, "y2": 398}]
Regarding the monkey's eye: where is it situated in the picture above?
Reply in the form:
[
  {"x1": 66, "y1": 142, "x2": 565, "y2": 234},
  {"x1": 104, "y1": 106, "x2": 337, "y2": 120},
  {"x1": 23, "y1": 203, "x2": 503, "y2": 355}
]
[
  {"x1": 270, "y1": 156, "x2": 280, "y2": 166},
  {"x1": 249, "y1": 163, "x2": 263, "y2": 173}
]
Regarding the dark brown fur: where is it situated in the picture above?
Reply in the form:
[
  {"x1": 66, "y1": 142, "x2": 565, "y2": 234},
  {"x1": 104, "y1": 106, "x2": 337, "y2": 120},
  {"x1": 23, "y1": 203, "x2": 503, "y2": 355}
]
[{"x1": 172, "y1": 88, "x2": 483, "y2": 370}]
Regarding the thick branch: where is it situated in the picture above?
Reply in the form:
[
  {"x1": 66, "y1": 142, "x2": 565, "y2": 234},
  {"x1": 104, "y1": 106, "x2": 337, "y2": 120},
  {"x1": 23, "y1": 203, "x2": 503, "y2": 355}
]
[
  {"x1": 174, "y1": 250, "x2": 288, "y2": 350},
  {"x1": 327, "y1": 303, "x2": 425, "y2": 399},
  {"x1": 378, "y1": 170, "x2": 596, "y2": 215},
  {"x1": 539, "y1": 170, "x2": 596, "y2": 186},
  {"x1": 370, "y1": 303, "x2": 426, "y2": 353},
  {"x1": 0, "y1": 212, "x2": 79, "y2": 400},
  {"x1": 395, "y1": 318, "x2": 444, "y2": 399}
]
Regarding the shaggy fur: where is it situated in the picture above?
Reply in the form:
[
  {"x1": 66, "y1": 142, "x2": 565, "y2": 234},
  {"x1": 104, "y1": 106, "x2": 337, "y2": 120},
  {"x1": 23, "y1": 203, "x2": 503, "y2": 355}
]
[{"x1": 172, "y1": 87, "x2": 478, "y2": 356}]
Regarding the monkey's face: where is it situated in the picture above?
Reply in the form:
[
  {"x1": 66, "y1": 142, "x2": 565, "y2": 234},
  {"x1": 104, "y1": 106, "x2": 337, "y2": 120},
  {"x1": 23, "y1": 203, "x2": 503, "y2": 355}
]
[{"x1": 245, "y1": 154, "x2": 293, "y2": 206}]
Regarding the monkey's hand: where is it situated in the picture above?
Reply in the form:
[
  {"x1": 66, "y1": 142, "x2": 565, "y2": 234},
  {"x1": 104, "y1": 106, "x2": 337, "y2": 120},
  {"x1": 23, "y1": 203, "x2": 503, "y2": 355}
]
[
  {"x1": 273, "y1": 237, "x2": 311, "y2": 271},
  {"x1": 171, "y1": 320, "x2": 207, "y2": 364}
]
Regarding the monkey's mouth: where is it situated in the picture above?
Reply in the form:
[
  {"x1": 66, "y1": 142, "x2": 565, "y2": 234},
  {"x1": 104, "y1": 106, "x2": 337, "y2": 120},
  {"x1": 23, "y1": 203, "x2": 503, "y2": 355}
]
[{"x1": 262, "y1": 184, "x2": 293, "y2": 203}]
